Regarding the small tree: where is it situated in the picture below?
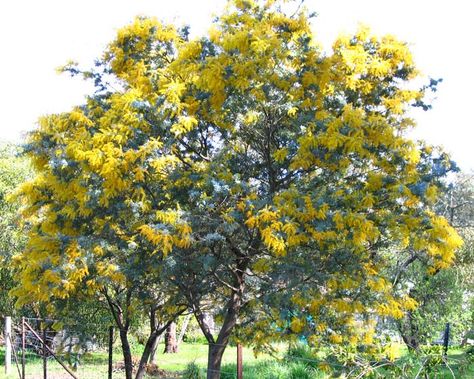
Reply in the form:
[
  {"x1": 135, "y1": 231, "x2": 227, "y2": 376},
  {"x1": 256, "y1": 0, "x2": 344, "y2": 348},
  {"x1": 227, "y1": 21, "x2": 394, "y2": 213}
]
[{"x1": 12, "y1": 90, "x2": 188, "y2": 378}]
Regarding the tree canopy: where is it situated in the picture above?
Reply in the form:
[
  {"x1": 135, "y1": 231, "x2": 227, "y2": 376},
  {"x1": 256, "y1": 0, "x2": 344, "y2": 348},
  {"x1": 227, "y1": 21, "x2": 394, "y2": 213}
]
[
  {"x1": 0, "y1": 144, "x2": 32, "y2": 317},
  {"x1": 12, "y1": 1, "x2": 463, "y2": 377}
]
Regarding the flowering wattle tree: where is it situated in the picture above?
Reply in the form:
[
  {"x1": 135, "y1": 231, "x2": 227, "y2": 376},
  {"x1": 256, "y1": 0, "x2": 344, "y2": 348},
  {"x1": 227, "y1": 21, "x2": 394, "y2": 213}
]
[{"x1": 12, "y1": 1, "x2": 462, "y2": 378}]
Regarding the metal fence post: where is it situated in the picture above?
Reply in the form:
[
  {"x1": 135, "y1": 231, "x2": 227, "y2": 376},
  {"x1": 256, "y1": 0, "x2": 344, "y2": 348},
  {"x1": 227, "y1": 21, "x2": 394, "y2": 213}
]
[
  {"x1": 22, "y1": 317, "x2": 26, "y2": 379},
  {"x1": 443, "y1": 322, "x2": 450, "y2": 356},
  {"x1": 5, "y1": 316, "x2": 11, "y2": 375},
  {"x1": 108, "y1": 326, "x2": 114, "y2": 379},
  {"x1": 43, "y1": 327, "x2": 47, "y2": 379},
  {"x1": 237, "y1": 343, "x2": 243, "y2": 379}
]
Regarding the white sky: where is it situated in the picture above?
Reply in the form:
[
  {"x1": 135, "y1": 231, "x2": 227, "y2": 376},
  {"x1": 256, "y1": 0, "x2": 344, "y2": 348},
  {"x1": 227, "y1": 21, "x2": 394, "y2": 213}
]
[{"x1": 0, "y1": 0, "x2": 472, "y2": 170}]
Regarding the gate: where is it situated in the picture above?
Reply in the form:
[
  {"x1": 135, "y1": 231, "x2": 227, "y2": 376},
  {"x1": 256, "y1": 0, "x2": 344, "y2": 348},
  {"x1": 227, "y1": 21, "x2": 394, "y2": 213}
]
[{"x1": 3, "y1": 316, "x2": 79, "y2": 379}]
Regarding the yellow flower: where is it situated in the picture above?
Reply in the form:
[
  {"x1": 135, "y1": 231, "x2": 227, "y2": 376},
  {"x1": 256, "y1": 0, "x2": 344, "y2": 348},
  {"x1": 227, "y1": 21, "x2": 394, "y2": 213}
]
[
  {"x1": 329, "y1": 333, "x2": 343, "y2": 344},
  {"x1": 287, "y1": 107, "x2": 298, "y2": 117},
  {"x1": 290, "y1": 318, "x2": 305, "y2": 333}
]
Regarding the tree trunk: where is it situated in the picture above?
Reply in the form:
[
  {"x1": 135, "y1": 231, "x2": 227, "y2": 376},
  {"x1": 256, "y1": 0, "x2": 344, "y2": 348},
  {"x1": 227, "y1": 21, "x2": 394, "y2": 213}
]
[
  {"x1": 400, "y1": 332, "x2": 420, "y2": 351},
  {"x1": 148, "y1": 335, "x2": 159, "y2": 364},
  {"x1": 119, "y1": 329, "x2": 133, "y2": 379},
  {"x1": 193, "y1": 249, "x2": 249, "y2": 379},
  {"x1": 177, "y1": 313, "x2": 192, "y2": 346},
  {"x1": 163, "y1": 322, "x2": 178, "y2": 353},
  {"x1": 207, "y1": 343, "x2": 226, "y2": 379},
  {"x1": 205, "y1": 284, "x2": 243, "y2": 378},
  {"x1": 397, "y1": 312, "x2": 420, "y2": 351},
  {"x1": 135, "y1": 331, "x2": 160, "y2": 379},
  {"x1": 148, "y1": 308, "x2": 159, "y2": 365},
  {"x1": 137, "y1": 315, "x2": 185, "y2": 378}
]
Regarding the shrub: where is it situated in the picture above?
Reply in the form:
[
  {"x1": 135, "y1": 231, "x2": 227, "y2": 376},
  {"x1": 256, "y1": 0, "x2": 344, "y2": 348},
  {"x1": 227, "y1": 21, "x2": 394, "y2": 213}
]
[
  {"x1": 289, "y1": 362, "x2": 321, "y2": 379},
  {"x1": 221, "y1": 359, "x2": 325, "y2": 379},
  {"x1": 285, "y1": 342, "x2": 319, "y2": 368},
  {"x1": 182, "y1": 361, "x2": 205, "y2": 379}
]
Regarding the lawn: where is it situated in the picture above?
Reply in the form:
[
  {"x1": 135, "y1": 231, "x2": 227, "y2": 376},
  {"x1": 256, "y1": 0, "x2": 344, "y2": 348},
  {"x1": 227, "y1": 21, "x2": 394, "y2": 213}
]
[
  {"x1": 0, "y1": 343, "x2": 473, "y2": 378},
  {"x1": 0, "y1": 342, "x2": 266, "y2": 379}
]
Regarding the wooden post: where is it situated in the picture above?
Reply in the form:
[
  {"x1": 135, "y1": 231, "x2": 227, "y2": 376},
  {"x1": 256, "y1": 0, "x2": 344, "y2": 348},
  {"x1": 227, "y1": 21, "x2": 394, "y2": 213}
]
[
  {"x1": 22, "y1": 317, "x2": 26, "y2": 379},
  {"x1": 4, "y1": 316, "x2": 11, "y2": 375},
  {"x1": 236, "y1": 343, "x2": 243, "y2": 379},
  {"x1": 108, "y1": 326, "x2": 114, "y2": 379},
  {"x1": 43, "y1": 327, "x2": 47, "y2": 379}
]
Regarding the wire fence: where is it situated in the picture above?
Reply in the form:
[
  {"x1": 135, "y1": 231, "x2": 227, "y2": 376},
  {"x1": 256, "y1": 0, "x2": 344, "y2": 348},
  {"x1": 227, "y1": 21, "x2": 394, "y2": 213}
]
[
  {"x1": 2, "y1": 317, "x2": 248, "y2": 379},
  {"x1": 2, "y1": 317, "x2": 472, "y2": 379},
  {"x1": 2, "y1": 317, "x2": 114, "y2": 379}
]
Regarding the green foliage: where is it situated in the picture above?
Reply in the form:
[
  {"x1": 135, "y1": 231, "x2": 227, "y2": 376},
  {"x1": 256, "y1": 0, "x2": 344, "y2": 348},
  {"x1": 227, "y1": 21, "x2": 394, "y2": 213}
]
[
  {"x1": 0, "y1": 143, "x2": 32, "y2": 317},
  {"x1": 396, "y1": 260, "x2": 467, "y2": 345},
  {"x1": 466, "y1": 346, "x2": 474, "y2": 362},
  {"x1": 2, "y1": 341, "x2": 474, "y2": 379},
  {"x1": 289, "y1": 363, "x2": 322, "y2": 379},
  {"x1": 182, "y1": 361, "x2": 206, "y2": 379},
  {"x1": 418, "y1": 345, "x2": 444, "y2": 375},
  {"x1": 285, "y1": 343, "x2": 318, "y2": 366},
  {"x1": 261, "y1": 361, "x2": 323, "y2": 379},
  {"x1": 220, "y1": 360, "x2": 325, "y2": 379},
  {"x1": 391, "y1": 173, "x2": 474, "y2": 349},
  {"x1": 284, "y1": 342, "x2": 327, "y2": 370},
  {"x1": 50, "y1": 294, "x2": 115, "y2": 344}
]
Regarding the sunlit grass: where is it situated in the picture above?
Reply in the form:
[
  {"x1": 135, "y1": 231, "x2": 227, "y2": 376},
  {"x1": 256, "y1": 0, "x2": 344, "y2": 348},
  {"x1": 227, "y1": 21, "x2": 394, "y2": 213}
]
[{"x1": 1, "y1": 343, "x2": 473, "y2": 378}]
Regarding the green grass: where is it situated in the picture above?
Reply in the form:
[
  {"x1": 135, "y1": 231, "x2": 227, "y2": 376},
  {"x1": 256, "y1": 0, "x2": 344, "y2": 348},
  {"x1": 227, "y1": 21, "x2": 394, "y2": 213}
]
[
  {"x1": 139, "y1": 342, "x2": 265, "y2": 372},
  {"x1": 0, "y1": 342, "x2": 269, "y2": 379},
  {"x1": 0, "y1": 347, "x2": 115, "y2": 379},
  {"x1": 219, "y1": 361, "x2": 326, "y2": 379},
  {"x1": 1, "y1": 343, "x2": 473, "y2": 378}
]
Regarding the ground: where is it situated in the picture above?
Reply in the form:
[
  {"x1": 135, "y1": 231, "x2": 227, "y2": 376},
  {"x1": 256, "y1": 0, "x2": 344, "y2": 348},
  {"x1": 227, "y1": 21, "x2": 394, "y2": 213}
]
[
  {"x1": 0, "y1": 342, "x2": 473, "y2": 378},
  {"x1": 0, "y1": 342, "x2": 259, "y2": 379}
]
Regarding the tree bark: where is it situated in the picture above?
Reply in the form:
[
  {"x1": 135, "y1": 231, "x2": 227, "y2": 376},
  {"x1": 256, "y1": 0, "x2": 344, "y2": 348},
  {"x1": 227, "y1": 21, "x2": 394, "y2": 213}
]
[
  {"x1": 205, "y1": 301, "x2": 239, "y2": 379},
  {"x1": 148, "y1": 335, "x2": 159, "y2": 364},
  {"x1": 400, "y1": 332, "x2": 420, "y2": 351},
  {"x1": 397, "y1": 312, "x2": 420, "y2": 351},
  {"x1": 205, "y1": 271, "x2": 245, "y2": 379},
  {"x1": 207, "y1": 343, "x2": 226, "y2": 379},
  {"x1": 148, "y1": 308, "x2": 159, "y2": 365},
  {"x1": 119, "y1": 328, "x2": 133, "y2": 379},
  {"x1": 163, "y1": 322, "x2": 178, "y2": 353},
  {"x1": 191, "y1": 240, "x2": 250, "y2": 379},
  {"x1": 137, "y1": 310, "x2": 186, "y2": 379},
  {"x1": 103, "y1": 289, "x2": 134, "y2": 379},
  {"x1": 135, "y1": 331, "x2": 160, "y2": 379}
]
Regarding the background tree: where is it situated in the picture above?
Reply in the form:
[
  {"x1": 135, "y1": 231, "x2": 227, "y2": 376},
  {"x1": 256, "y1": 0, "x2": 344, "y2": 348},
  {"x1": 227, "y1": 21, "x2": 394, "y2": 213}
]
[
  {"x1": 393, "y1": 173, "x2": 474, "y2": 349},
  {"x1": 163, "y1": 322, "x2": 178, "y2": 353},
  {"x1": 0, "y1": 144, "x2": 32, "y2": 318}
]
